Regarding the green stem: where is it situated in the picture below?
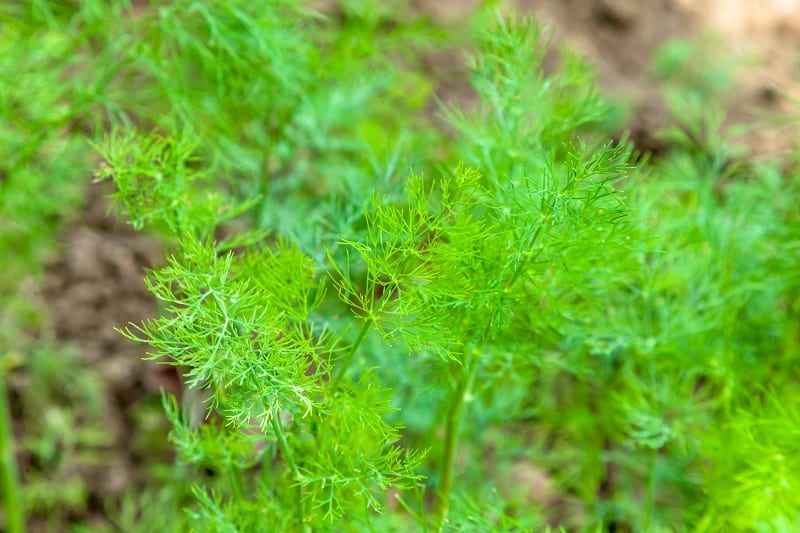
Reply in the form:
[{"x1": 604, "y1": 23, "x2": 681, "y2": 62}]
[
  {"x1": 435, "y1": 353, "x2": 479, "y2": 532},
  {"x1": 270, "y1": 416, "x2": 308, "y2": 531},
  {"x1": 0, "y1": 375, "x2": 24, "y2": 533},
  {"x1": 331, "y1": 319, "x2": 372, "y2": 391},
  {"x1": 228, "y1": 467, "x2": 244, "y2": 502}
]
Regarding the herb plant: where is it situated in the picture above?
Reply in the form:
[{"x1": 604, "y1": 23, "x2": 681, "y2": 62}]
[
  {"x1": 3, "y1": 0, "x2": 799, "y2": 531},
  {"x1": 92, "y1": 4, "x2": 635, "y2": 528}
]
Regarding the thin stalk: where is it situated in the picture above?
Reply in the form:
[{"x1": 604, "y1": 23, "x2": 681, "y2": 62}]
[
  {"x1": 270, "y1": 416, "x2": 308, "y2": 532},
  {"x1": 0, "y1": 375, "x2": 24, "y2": 533},
  {"x1": 331, "y1": 319, "x2": 372, "y2": 391},
  {"x1": 228, "y1": 467, "x2": 244, "y2": 502},
  {"x1": 435, "y1": 353, "x2": 479, "y2": 532}
]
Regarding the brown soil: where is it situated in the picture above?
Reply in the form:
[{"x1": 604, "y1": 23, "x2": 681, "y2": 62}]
[
  {"x1": 44, "y1": 184, "x2": 163, "y2": 394},
  {"x1": 43, "y1": 182, "x2": 186, "y2": 397},
  {"x1": 19, "y1": 184, "x2": 179, "y2": 528},
  {"x1": 419, "y1": 0, "x2": 800, "y2": 155}
]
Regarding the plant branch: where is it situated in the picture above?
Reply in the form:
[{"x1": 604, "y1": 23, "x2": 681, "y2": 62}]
[
  {"x1": 435, "y1": 352, "x2": 479, "y2": 531},
  {"x1": 331, "y1": 319, "x2": 372, "y2": 391},
  {"x1": 228, "y1": 467, "x2": 244, "y2": 502},
  {"x1": 270, "y1": 415, "x2": 308, "y2": 532}
]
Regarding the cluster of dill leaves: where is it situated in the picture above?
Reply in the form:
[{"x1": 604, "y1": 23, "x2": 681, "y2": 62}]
[{"x1": 2, "y1": 1, "x2": 799, "y2": 531}]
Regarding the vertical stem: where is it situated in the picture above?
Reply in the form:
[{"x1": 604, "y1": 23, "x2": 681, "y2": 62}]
[
  {"x1": 331, "y1": 319, "x2": 371, "y2": 391},
  {"x1": 228, "y1": 467, "x2": 244, "y2": 502},
  {"x1": 435, "y1": 353, "x2": 479, "y2": 532},
  {"x1": 0, "y1": 375, "x2": 24, "y2": 533},
  {"x1": 270, "y1": 416, "x2": 308, "y2": 532}
]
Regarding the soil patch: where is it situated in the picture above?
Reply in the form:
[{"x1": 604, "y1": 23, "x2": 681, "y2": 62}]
[
  {"x1": 417, "y1": 0, "x2": 800, "y2": 154},
  {"x1": 43, "y1": 184, "x2": 163, "y2": 394},
  {"x1": 16, "y1": 183, "x2": 178, "y2": 528}
]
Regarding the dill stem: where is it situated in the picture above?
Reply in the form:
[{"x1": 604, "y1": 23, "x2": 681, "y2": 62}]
[
  {"x1": 270, "y1": 416, "x2": 308, "y2": 531},
  {"x1": 435, "y1": 352, "x2": 479, "y2": 532},
  {"x1": 228, "y1": 467, "x2": 244, "y2": 502},
  {"x1": 331, "y1": 319, "x2": 372, "y2": 391},
  {"x1": 0, "y1": 375, "x2": 24, "y2": 533}
]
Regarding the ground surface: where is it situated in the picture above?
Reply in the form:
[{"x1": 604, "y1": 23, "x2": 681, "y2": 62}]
[
  {"x1": 421, "y1": 0, "x2": 800, "y2": 154},
  {"x1": 19, "y1": 0, "x2": 800, "y2": 528}
]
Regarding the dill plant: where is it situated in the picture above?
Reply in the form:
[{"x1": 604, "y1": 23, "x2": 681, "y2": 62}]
[
  {"x1": 95, "y1": 3, "x2": 638, "y2": 528},
  {"x1": 82, "y1": 2, "x2": 800, "y2": 532}
]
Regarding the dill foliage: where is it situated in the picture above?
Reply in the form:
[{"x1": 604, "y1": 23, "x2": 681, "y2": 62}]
[{"x1": 78, "y1": 1, "x2": 800, "y2": 531}]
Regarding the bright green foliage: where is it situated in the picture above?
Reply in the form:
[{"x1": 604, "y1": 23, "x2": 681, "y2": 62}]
[
  {"x1": 102, "y1": 0, "x2": 443, "y2": 262},
  {"x1": 697, "y1": 392, "x2": 800, "y2": 530},
  {"x1": 102, "y1": 127, "x2": 428, "y2": 527},
  {"x1": 95, "y1": 3, "x2": 640, "y2": 528},
  {"x1": 3, "y1": 0, "x2": 800, "y2": 531},
  {"x1": 513, "y1": 81, "x2": 800, "y2": 529},
  {"x1": 97, "y1": 4, "x2": 800, "y2": 531},
  {"x1": 445, "y1": 15, "x2": 613, "y2": 176}
]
